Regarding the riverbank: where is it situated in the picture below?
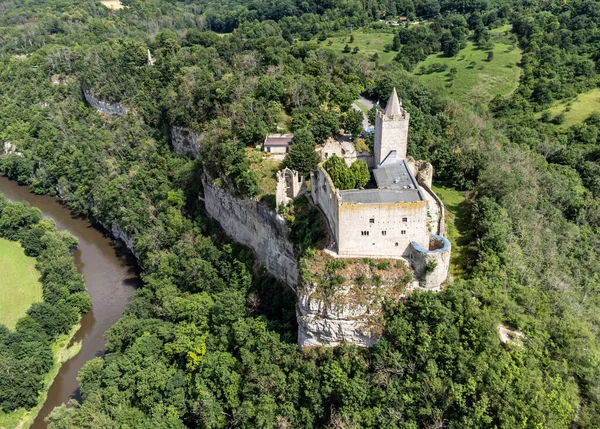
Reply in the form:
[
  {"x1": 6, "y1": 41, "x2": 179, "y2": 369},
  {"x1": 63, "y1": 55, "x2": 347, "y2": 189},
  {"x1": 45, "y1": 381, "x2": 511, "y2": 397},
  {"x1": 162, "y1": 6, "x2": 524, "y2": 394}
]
[
  {"x1": 0, "y1": 324, "x2": 81, "y2": 429},
  {"x1": 0, "y1": 177, "x2": 139, "y2": 429}
]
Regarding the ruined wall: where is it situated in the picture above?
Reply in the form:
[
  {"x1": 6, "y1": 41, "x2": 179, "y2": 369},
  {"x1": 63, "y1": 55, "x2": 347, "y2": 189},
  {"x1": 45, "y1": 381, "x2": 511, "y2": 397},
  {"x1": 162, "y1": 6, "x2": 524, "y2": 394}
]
[
  {"x1": 171, "y1": 126, "x2": 201, "y2": 158},
  {"x1": 82, "y1": 86, "x2": 127, "y2": 116},
  {"x1": 311, "y1": 166, "x2": 340, "y2": 245},
  {"x1": 202, "y1": 175, "x2": 299, "y2": 288}
]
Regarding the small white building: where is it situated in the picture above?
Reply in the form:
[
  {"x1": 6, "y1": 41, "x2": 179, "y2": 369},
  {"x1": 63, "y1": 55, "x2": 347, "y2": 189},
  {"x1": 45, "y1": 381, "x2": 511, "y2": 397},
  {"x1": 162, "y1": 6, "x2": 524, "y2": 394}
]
[{"x1": 263, "y1": 133, "x2": 293, "y2": 159}]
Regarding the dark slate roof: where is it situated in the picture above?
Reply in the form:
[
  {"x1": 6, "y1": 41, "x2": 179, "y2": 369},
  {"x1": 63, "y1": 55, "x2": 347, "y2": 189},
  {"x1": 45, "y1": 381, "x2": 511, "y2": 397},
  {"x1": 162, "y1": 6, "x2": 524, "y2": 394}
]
[
  {"x1": 264, "y1": 135, "x2": 293, "y2": 146},
  {"x1": 373, "y1": 155, "x2": 420, "y2": 191},
  {"x1": 338, "y1": 154, "x2": 424, "y2": 204},
  {"x1": 340, "y1": 188, "x2": 424, "y2": 204}
]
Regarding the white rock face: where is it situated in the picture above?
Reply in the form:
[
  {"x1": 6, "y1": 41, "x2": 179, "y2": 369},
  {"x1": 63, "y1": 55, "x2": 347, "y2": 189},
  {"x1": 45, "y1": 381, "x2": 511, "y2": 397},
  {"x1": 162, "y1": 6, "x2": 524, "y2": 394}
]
[
  {"x1": 82, "y1": 86, "x2": 127, "y2": 116},
  {"x1": 297, "y1": 282, "x2": 380, "y2": 348},
  {"x1": 171, "y1": 126, "x2": 201, "y2": 158},
  {"x1": 202, "y1": 175, "x2": 299, "y2": 288}
]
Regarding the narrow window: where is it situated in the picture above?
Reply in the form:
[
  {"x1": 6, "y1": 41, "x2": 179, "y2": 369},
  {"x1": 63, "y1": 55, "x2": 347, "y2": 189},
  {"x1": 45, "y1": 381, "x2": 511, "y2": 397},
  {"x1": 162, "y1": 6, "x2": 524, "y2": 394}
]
[
  {"x1": 361, "y1": 231, "x2": 370, "y2": 236},
  {"x1": 401, "y1": 230, "x2": 406, "y2": 235},
  {"x1": 369, "y1": 218, "x2": 375, "y2": 224},
  {"x1": 382, "y1": 231, "x2": 387, "y2": 236},
  {"x1": 395, "y1": 242, "x2": 399, "y2": 246},
  {"x1": 402, "y1": 217, "x2": 408, "y2": 222}
]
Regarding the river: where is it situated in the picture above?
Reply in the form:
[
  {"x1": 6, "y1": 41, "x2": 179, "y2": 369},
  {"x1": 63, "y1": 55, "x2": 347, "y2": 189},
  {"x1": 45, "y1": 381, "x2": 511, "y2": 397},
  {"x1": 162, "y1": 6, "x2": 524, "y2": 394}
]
[{"x1": 0, "y1": 177, "x2": 140, "y2": 428}]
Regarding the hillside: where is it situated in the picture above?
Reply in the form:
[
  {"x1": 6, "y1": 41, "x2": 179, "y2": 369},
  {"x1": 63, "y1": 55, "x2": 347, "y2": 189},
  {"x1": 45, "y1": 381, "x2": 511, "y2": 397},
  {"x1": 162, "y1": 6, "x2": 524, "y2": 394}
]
[{"x1": 0, "y1": 0, "x2": 600, "y2": 428}]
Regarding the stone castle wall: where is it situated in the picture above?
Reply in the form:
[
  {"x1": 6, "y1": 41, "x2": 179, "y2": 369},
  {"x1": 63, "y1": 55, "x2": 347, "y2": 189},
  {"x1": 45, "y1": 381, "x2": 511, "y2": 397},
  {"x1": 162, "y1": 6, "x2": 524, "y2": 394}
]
[
  {"x1": 311, "y1": 166, "x2": 340, "y2": 244},
  {"x1": 410, "y1": 234, "x2": 451, "y2": 290}
]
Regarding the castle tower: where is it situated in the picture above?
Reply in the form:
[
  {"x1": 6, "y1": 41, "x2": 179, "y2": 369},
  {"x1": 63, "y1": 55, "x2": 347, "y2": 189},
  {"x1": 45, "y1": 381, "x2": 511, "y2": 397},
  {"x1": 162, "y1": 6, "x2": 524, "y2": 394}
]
[{"x1": 374, "y1": 88, "x2": 410, "y2": 166}]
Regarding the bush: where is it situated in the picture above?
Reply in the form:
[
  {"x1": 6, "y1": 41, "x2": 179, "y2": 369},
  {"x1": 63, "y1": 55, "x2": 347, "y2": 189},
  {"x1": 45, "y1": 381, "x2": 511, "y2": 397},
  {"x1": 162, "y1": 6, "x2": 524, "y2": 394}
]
[
  {"x1": 376, "y1": 261, "x2": 390, "y2": 270},
  {"x1": 553, "y1": 112, "x2": 566, "y2": 125}
]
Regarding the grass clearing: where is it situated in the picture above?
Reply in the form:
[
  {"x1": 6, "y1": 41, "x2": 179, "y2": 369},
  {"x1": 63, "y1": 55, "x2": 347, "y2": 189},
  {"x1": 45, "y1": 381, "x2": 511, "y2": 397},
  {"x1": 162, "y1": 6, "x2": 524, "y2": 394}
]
[
  {"x1": 538, "y1": 87, "x2": 600, "y2": 128},
  {"x1": 312, "y1": 31, "x2": 397, "y2": 63},
  {"x1": 99, "y1": 0, "x2": 123, "y2": 10},
  {"x1": 416, "y1": 25, "x2": 521, "y2": 104},
  {"x1": 0, "y1": 324, "x2": 82, "y2": 429},
  {"x1": 246, "y1": 148, "x2": 283, "y2": 208},
  {"x1": 432, "y1": 185, "x2": 474, "y2": 280},
  {"x1": 312, "y1": 25, "x2": 520, "y2": 105},
  {"x1": 0, "y1": 238, "x2": 42, "y2": 330}
]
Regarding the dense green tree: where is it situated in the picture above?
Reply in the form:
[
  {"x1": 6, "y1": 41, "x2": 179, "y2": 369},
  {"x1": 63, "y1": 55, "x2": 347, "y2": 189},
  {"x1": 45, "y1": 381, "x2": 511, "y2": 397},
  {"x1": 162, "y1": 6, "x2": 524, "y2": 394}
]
[{"x1": 283, "y1": 129, "x2": 319, "y2": 175}]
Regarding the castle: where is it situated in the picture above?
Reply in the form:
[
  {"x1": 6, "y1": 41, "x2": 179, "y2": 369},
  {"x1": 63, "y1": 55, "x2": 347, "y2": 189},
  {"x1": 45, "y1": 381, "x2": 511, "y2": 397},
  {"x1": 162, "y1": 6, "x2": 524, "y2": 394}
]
[{"x1": 311, "y1": 88, "x2": 451, "y2": 289}]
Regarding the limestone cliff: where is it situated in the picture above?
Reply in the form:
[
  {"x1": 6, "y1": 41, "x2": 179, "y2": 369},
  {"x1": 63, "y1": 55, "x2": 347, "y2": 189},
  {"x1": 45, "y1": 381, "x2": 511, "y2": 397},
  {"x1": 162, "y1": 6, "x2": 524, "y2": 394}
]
[
  {"x1": 297, "y1": 281, "x2": 379, "y2": 348},
  {"x1": 201, "y1": 175, "x2": 299, "y2": 288},
  {"x1": 297, "y1": 254, "x2": 412, "y2": 348},
  {"x1": 82, "y1": 85, "x2": 127, "y2": 116},
  {"x1": 99, "y1": 221, "x2": 140, "y2": 260},
  {"x1": 171, "y1": 126, "x2": 201, "y2": 158}
]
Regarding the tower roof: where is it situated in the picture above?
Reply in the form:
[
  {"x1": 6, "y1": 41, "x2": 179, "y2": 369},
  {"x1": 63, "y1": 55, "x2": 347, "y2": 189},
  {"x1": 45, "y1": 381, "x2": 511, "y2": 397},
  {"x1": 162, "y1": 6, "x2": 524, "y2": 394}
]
[{"x1": 384, "y1": 87, "x2": 403, "y2": 117}]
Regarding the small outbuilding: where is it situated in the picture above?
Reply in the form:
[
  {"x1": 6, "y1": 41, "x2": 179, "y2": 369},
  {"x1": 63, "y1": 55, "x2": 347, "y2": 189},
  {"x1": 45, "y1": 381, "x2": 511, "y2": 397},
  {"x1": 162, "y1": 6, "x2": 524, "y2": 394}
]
[{"x1": 263, "y1": 133, "x2": 293, "y2": 156}]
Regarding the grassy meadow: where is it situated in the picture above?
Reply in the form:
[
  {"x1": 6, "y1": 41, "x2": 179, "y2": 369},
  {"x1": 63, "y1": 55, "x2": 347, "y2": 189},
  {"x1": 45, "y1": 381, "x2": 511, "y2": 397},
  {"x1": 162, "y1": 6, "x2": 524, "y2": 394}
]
[
  {"x1": 313, "y1": 25, "x2": 521, "y2": 105},
  {"x1": 313, "y1": 31, "x2": 397, "y2": 63},
  {"x1": 431, "y1": 185, "x2": 474, "y2": 280},
  {"x1": 416, "y1": 25, "x2": 521, "y2": 104},
  {"x1": 0, "y1": 238, "x2": 42, "y2": 330},
  {"x1": 539, "y1": 87, "x2": 600, "y2": 128}
]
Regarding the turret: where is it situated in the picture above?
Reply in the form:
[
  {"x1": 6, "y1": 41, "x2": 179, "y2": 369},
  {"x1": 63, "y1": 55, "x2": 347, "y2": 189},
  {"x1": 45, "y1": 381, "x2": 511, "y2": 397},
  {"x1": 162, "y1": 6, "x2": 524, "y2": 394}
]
[{"x1": 373, "y1": 88, "x2": 410, "y2": 166}]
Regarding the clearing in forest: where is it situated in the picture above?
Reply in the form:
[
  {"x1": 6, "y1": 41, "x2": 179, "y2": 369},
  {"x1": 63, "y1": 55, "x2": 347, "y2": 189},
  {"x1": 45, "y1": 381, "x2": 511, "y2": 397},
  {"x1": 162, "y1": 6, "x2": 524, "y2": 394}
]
[
  {"x1": 0, "y1": 238, "x2": 42, "y2": 330},
  {"x1": 313, "y1": 31, "x2": 397, "y2": 63},
  {"x1": 100, "y1": 0, "x2": 124, "y2": 10},
  {"x1": 431, "y1": 185, "x2": 473, "y2": 279},
  {"x1": 540, "y1": 87, "x2": 600, "y2": 128},
  {"x1": 416, "y1": 25, "x2": 521, "y2": 105}
]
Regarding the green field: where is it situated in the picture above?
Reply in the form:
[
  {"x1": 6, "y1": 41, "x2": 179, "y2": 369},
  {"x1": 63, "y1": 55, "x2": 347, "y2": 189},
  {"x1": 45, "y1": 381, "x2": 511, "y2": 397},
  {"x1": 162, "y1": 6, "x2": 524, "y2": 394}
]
[
  {"x1": 313, "y1": 26, "x2": 521, "y2": 105},
  {"x1": 432, "y1": 185, "x2": 474, "y2": 279},
  {"x1": 416, "y1": 25, "x2": 521, "y2": 104},
  {"x1": 0, "y1": 238, "x2": 42, "y2": 330},
  {"x1": 313, "y1": 31, "x2": 397, "y2": 63},
  {"x1": 540, "y1": 87, "x2": 600, "y2": 128}
]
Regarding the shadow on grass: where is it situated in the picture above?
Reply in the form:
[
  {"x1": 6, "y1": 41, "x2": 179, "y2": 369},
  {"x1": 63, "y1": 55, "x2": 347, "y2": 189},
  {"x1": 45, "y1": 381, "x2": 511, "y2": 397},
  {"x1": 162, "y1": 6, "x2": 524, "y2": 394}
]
[{"x1": 433, "y1": 184, "x2": 477, "y2": 279}]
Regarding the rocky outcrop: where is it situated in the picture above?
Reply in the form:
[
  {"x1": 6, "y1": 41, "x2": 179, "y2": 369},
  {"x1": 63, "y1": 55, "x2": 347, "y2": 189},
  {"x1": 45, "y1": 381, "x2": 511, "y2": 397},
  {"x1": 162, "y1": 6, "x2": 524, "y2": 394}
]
[
  {"x1": 2, "y1": 141, "x2": 21, "y2": 156},
  {"x1": 99, "y1": 221, "x2": 140, "y2": 259},
  {"x1": 298, "y1": 282, "x2": 380, "y2": 348},
  {"x1": 82, "y1": 86, "x2": 127, "y2": 116},
  {"x1": 297, "y1": 254, "x2": 411, "y2": 348},
  {"x1": 171, "y1": 126, "x2": 201, "y2": 158},
  {"x1": 201, "y1": 175, "x2": 299, "y2": 288}
]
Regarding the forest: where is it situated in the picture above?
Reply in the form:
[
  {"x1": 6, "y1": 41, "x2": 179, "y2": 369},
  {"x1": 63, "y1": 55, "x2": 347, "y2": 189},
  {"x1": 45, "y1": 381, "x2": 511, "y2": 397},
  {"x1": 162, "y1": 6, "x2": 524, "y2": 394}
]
[{"x1": 0, "y1": 0, "x2": 600, "y2": 427}]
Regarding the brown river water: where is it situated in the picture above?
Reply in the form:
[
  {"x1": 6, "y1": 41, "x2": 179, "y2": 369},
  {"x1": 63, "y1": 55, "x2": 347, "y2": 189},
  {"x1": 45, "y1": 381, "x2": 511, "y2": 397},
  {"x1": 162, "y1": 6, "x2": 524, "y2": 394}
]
[{"x1": 0, "y1": 177, "x2": 140, "y2": 428}]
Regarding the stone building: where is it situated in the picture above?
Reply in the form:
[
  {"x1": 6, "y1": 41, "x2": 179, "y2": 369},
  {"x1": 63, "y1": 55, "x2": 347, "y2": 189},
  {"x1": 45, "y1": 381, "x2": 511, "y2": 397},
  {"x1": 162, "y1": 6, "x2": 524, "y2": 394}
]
[
  {"x1": 263, "y1": 133, "x2": 293, "y2": 160},
  {"x1": 311, "y1": 88, "x2": 450, "y2": 289}
]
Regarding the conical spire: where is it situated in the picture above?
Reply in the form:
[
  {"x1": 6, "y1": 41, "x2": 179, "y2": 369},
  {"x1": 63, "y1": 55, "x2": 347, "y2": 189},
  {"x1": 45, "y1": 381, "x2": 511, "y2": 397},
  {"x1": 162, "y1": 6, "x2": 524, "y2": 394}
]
[{"x1": 384, "y1": 87, "x2": 403, "y2": 117}]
